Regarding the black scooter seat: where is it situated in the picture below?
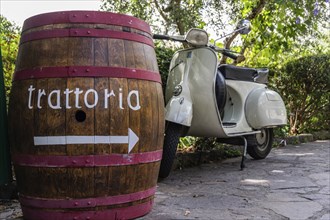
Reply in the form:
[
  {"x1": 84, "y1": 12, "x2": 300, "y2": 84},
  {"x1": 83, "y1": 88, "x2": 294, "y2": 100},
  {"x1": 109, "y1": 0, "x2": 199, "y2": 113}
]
[{"x1": 218, "y1": 64, "x2": 269, "y2": 84}]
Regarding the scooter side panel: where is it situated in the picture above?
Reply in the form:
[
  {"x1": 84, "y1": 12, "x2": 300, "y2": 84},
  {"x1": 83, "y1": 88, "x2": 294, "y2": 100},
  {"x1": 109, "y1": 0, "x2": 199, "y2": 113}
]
[
  {"x1": 245, "y1": 88, "x2": 287, "y2": 129},
  {"x1": 222, "y1": 80, "x2": 265, "y2": 135},
  {"x1": 165, "y1": 96, "x2": 193, "y2": 126},
  {"x1": 165, "y1": 49, "x2": 194, "y2": 126},
  {"x1": 182, "y1": 48, "x2": 226, "y2": 137},
  {"x1": 165, "y1": 47, "x2": 226, "y2": 136}
]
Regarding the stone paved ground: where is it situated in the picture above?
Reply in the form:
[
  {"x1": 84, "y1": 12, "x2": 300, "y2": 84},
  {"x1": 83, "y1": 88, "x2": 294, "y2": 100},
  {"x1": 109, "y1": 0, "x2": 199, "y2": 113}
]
[
  {"x1": 143, "y1": 140, "x2": 330, "y2": 220},
  {"x1": 1, "y1": 140, "x2": 329, "y2": 220}
]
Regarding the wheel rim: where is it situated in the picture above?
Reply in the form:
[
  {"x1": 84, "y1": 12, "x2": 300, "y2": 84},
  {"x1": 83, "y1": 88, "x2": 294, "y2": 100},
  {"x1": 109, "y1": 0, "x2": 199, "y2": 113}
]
[{"x1": 256, "y1": 129, "x2": 269, "y2": 151}]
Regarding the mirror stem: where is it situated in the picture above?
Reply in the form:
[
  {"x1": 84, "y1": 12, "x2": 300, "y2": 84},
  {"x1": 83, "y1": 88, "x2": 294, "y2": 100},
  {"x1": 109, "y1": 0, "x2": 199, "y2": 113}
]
[{"x1": 213, "y1": 26, "x2": 246, "y2": 46}]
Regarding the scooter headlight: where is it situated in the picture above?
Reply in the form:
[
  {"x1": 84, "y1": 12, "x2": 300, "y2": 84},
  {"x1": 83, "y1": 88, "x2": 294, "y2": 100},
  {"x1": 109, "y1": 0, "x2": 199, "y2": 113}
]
[{"x1": 185, "y1": 28, "x2": 208, "y2": 46}]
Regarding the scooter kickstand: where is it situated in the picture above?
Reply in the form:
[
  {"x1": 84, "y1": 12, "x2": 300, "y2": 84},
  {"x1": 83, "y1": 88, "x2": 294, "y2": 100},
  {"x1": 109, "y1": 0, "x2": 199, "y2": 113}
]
[{"x1": 240, "y1": 136, "x2": 247, "y2": 170}]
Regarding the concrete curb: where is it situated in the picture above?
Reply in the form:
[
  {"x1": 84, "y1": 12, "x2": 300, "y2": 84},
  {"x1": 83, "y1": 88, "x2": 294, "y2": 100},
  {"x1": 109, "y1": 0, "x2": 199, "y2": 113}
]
[{"x1": 281, "y1": 133, "x2": 314, "y2": 145}]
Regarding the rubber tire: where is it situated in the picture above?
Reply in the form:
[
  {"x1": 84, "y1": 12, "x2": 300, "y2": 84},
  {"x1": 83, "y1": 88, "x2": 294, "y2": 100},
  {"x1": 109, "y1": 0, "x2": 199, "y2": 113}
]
[
  {"x1": 158, "y1": 122, "x2": 182, "y2": 179},
  {"x1": 247, "y1": 128, "x2": 274, "y2": 159}
]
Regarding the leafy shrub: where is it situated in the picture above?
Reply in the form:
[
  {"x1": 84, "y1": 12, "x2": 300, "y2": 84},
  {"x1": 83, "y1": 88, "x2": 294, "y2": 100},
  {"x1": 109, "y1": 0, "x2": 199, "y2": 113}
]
[
  {"x1": 155, "y1": 43, "x2": 175, "y2": 94},
  {"x1": 0, "y1": 16, "x2": 20, "y2": 105},
  {"x1": 272, "y1": 54, "x2": 330, "y2": 134}
]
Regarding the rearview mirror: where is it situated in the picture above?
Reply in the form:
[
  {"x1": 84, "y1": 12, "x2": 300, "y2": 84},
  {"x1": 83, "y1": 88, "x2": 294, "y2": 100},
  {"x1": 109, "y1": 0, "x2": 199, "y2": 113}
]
[{"x1": 236, "y1": 19, "x2": 251, "y2": 35}]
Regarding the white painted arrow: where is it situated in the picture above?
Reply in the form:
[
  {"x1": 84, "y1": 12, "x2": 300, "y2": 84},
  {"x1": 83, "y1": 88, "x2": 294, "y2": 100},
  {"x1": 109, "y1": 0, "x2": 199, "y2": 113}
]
[{"x1": 33, "y1": 128, "x2": 139, "y2": 153}]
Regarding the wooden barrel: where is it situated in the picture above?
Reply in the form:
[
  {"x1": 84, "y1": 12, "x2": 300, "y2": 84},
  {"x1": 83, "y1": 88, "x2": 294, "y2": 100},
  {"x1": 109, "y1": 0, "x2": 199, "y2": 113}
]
[{"x1": 8, "y1": 11, "x2": 164, "y2": 220}]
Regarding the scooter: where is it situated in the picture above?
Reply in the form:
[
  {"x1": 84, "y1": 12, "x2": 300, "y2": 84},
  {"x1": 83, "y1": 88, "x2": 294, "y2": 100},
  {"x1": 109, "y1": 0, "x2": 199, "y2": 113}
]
[{"x1": 153, "y1": 20, "x2": 287, "y2": 178}]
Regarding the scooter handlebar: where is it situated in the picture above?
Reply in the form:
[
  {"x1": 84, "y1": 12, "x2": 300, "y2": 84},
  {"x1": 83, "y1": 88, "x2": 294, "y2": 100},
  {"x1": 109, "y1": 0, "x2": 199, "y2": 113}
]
[
  {"x1": 210, "y1": 45, "x2": 239, "y2": 60},
  {"x1": 221, "y1": 50, "x2": 238, "y2": 60},
  {"x1": 153, "y1": 34, "x2": 170, "y2": 40}
]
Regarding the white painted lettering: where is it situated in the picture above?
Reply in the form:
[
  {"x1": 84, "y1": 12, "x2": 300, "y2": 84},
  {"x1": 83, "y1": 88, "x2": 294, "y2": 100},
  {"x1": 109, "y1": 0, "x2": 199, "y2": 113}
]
[
  {"x1": 74, "y1": 88, "x2": 83, "y2": 109},
  {"x1": 28, "y1": 85, "x2": 35, "y2": 109},
  {"x1": 48, "y1": 90, "x2": 61, "y2": 109},
  {"x1": 127, "y1": 90, "x2": 141, "y2": 111},
  {"x1": 64, "y1": 89, "x2": 73, "y2": 109},
  {"x1": 27, "y1": 85, "x2": 141, "y2": 110},
  {"x1": 37, "y1": 89, "x2": 46, "y2": 109},
  {"x1": 84, "y1": 89, "x2": 98, "y2": 108},
  {"x1": 104, "y1": 89, "x2": 115, "y2": 109},
  {"x1": 119, "y1": 88, "x2": 124, "y2": 109}
]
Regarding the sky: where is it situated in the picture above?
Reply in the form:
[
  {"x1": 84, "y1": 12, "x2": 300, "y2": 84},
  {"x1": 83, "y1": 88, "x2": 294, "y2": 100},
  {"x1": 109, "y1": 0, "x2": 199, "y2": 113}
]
[{"x1": 0, "y1": 0, "x2": 102, "y2": 28}]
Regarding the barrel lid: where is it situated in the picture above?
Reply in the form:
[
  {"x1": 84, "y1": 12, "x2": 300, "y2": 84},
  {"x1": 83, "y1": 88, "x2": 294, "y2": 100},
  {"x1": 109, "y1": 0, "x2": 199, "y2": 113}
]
[{"x1": 22, "y1": 10, "x2": 152, "y2": 34}]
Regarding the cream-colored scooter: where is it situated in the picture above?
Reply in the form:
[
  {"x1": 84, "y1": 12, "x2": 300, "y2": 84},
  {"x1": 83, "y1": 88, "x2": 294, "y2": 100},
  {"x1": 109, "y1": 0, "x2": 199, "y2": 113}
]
[{"x1": 154, "y1": 20, "x2": 287, "y2": 178}]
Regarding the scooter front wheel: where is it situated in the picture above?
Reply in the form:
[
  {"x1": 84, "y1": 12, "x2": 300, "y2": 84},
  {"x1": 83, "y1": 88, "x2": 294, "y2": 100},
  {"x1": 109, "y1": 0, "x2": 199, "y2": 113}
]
[
  {"x1": 247, "y1": 128, "x2": 274, "y2": 159},
  {"x1": 158, "y1": 121, "x2": 182, "y2": 179}
]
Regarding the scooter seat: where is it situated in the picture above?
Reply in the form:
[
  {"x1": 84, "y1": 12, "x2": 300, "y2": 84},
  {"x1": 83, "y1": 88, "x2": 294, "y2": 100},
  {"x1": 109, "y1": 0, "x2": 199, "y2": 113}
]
[{"x1": 218, "y1": 64, "x2": 268, "y2": 84}]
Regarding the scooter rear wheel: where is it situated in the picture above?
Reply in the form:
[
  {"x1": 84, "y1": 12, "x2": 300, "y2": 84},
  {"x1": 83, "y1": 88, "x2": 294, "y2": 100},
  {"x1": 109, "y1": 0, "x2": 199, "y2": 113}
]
[
  {"x1": 159, "y1": 121, "x2": 182, "y2": 179},
  {"x1": 247, "y1": 128, "x2": 274, "y2": 159}
]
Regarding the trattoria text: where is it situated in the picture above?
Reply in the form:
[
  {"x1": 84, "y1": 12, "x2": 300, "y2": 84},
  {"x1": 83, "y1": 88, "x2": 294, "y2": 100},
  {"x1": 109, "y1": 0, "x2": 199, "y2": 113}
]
[{"x1": 27, "y1": 85, "x2": 141, "y2": 110}]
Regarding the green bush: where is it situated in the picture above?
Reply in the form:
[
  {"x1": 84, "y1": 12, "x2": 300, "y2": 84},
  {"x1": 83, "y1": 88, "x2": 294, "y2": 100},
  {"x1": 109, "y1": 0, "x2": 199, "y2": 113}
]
[
  {"x1": 155, "y1": 43, "x2": 175, "y2": 94},
  {"x1": 272, "y1": 54, "x2": 330, "y2": 134}
]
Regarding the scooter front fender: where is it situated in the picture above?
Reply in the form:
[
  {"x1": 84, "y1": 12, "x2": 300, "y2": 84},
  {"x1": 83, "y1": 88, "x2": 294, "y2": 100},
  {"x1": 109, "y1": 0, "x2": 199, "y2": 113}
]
[{"x1": 165, "y1": 96, "x2": 193, "y2": 127}]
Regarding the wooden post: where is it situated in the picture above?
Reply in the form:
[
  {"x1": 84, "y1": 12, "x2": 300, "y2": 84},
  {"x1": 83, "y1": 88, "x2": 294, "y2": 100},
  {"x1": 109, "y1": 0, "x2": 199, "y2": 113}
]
[{"x1": 0, "y1": 48, "x2": 12, "y2": 185}]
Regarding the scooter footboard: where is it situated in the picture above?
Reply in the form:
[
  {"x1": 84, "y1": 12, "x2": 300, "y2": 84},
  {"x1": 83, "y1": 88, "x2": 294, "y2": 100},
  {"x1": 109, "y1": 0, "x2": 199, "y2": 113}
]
[{"x1": 245, "y1": 88, "x2": 287, "y2": 129}]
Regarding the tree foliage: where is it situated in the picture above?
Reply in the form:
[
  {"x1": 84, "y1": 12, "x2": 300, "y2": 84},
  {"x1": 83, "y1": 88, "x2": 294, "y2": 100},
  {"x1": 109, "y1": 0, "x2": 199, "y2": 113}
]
[
  {"x1": 101, "y1": 0, "x2": 329, "y2": 62},
  {"x1": 0, "y1": 16, "x2": 20, "y2": 104},
  {"x1": 215, "y1": 0, "x2": 329, "y2": 65},
  {"x1": 101, "y1": 0, "x2": 205, "y2": 35}
]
